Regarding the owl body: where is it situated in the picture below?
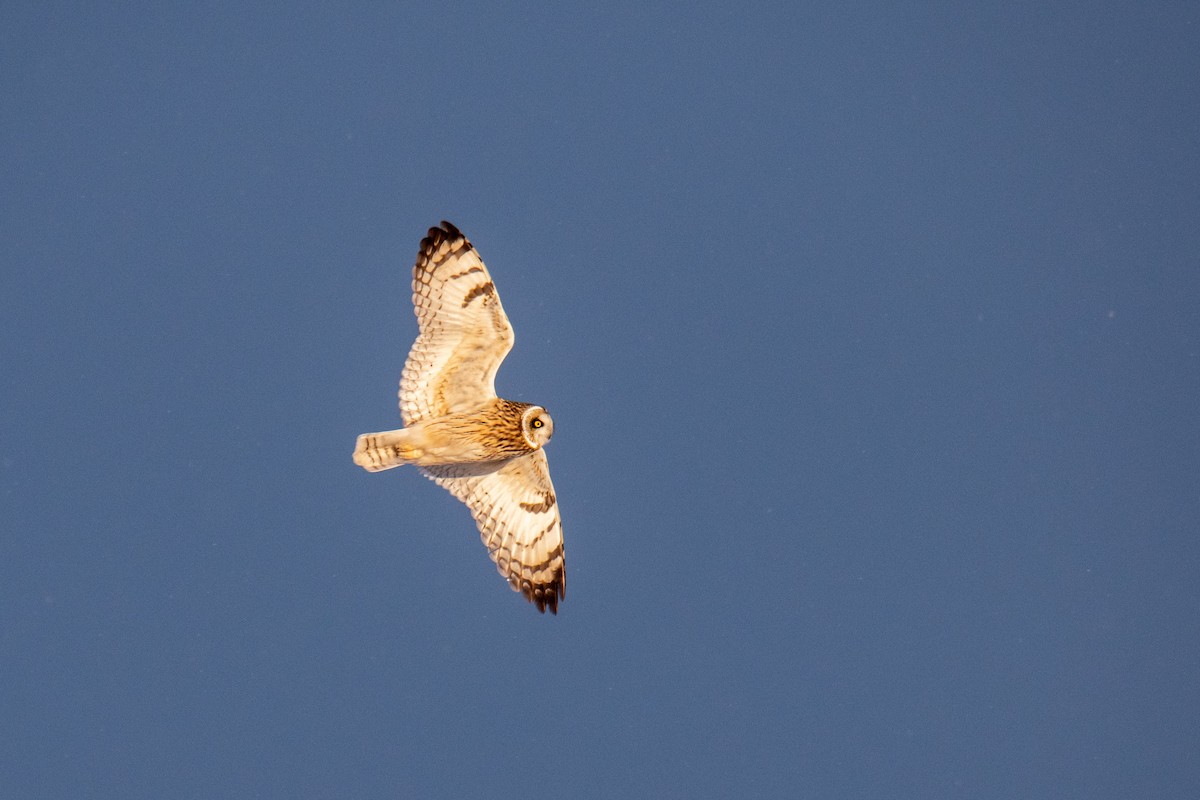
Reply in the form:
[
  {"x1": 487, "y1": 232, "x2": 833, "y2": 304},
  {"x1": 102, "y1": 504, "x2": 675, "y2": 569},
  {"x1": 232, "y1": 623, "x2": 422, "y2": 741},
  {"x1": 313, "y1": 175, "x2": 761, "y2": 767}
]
[
  {"x1": 354, "y1": 399, "x2": 553, "y2": 469},
  {"x1": 352, "y1": 221, "x2": 565, "y2": 614}
]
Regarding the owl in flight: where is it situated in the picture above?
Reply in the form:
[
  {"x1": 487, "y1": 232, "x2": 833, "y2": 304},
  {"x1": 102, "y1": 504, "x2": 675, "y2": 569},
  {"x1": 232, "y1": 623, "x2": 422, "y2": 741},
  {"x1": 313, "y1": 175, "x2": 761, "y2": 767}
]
[{"x1": 353, "y1": 221, "x2": 565, "y2": 614}]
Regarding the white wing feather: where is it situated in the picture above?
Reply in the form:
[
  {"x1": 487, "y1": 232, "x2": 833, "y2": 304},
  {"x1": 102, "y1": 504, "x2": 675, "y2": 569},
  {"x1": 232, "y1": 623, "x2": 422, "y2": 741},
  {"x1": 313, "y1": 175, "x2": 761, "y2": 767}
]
[
  {"x1": 423, "y1": 449, "x2": 565, "y2": 614},
  {"x1": 399, "y1": 222, "x2": 514, "y2": 425}
]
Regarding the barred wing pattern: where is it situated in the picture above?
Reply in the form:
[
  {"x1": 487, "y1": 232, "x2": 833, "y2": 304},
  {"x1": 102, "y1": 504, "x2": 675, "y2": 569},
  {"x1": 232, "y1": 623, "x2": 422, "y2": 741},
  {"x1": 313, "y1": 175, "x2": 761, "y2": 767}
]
[
  {"x1": 423, "y1": 449, "x2": 565, "y2": 613},
  {"x1": 399, "y1": 222, "x2": 514, "y2": 426}
]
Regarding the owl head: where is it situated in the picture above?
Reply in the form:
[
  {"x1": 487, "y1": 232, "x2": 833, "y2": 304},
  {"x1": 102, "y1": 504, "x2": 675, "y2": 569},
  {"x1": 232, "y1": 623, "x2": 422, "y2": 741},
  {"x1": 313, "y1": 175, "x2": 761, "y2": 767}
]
[{"x1": 520, "y1": 405, "x2": 554, "y2": 449}]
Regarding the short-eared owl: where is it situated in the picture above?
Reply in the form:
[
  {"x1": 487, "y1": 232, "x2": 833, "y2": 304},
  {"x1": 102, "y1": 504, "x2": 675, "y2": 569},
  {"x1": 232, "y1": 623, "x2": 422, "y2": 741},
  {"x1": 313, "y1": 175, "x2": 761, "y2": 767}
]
[{"x1": 353, "y1": 221, "x2": 565, "y2": 614}]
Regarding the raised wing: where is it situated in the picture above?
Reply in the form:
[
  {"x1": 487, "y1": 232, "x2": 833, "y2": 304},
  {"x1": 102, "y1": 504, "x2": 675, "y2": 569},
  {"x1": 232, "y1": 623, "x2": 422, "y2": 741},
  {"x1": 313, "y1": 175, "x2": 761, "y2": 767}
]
[
  {"x1": 399, "y1": 221, "x2": 515, "y2": 425},
  {"x1": 422, "y1": 450, "x2": 565, "y2": 614}
]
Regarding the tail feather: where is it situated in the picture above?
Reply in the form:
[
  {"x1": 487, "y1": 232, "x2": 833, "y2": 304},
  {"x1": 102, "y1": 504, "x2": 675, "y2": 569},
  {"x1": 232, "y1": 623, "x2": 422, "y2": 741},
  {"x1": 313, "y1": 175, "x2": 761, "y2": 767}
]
[{"x1": 353, "y1": 429, "x2": 424, "y2": 472}]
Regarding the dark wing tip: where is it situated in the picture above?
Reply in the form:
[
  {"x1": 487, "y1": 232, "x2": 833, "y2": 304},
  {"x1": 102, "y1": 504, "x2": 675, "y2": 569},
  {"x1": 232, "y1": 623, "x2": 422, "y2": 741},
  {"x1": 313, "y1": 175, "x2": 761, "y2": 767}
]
[
  {"x1": 420, "y1": 220, "x2": 463, "y2": 249},
  {"x1": 421, "y1": 220, "x2": 465, "y2": 251},
  {"x1": 515, "y1": 568, "x2": 566, "y2": 615},
  {"x1": 415, "y1": 221, "x2": 473, "y2": 274}
]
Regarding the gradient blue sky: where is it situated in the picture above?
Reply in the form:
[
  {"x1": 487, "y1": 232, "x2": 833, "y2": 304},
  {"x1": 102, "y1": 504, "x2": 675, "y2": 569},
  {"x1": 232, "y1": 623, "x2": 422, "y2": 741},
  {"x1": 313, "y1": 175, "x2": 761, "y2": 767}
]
[{"x1": 3, "y1": 3, "x2": 1198, "y2": 798}]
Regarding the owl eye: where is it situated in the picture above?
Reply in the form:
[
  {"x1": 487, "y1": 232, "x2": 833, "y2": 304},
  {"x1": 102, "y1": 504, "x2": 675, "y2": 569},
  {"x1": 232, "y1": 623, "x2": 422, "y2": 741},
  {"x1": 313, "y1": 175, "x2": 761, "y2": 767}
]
[{"x1": 531, "y1": 418, "x2": 544, "y2": 429}]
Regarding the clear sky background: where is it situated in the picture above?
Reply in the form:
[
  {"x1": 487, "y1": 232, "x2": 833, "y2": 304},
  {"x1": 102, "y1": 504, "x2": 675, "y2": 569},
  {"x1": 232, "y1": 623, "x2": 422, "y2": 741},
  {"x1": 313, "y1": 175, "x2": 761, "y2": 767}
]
[{"x1": 2, "y1": 3, "x2": 1197, "y2": 798}]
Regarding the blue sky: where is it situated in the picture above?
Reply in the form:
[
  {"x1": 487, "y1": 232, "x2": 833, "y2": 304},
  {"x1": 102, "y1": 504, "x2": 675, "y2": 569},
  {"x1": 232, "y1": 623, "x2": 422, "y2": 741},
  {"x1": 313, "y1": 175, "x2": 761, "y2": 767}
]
[{"x1": 3, "y1": 3, "x2": 1198, "y2": 798}]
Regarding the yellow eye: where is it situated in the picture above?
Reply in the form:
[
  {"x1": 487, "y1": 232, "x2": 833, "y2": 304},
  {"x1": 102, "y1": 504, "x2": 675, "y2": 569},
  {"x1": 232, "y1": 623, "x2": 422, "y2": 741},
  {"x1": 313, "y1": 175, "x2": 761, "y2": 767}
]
[{"x1": 531, "y1": 418, "x2": 544, "y2": 429}]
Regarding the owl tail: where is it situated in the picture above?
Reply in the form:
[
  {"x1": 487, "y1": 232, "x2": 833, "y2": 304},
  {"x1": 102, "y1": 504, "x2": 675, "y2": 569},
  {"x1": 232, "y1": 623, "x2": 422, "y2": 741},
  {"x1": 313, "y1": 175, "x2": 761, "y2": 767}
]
[{"x1": 353, "y1": 428, "x2": 425, "y2": 472}]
